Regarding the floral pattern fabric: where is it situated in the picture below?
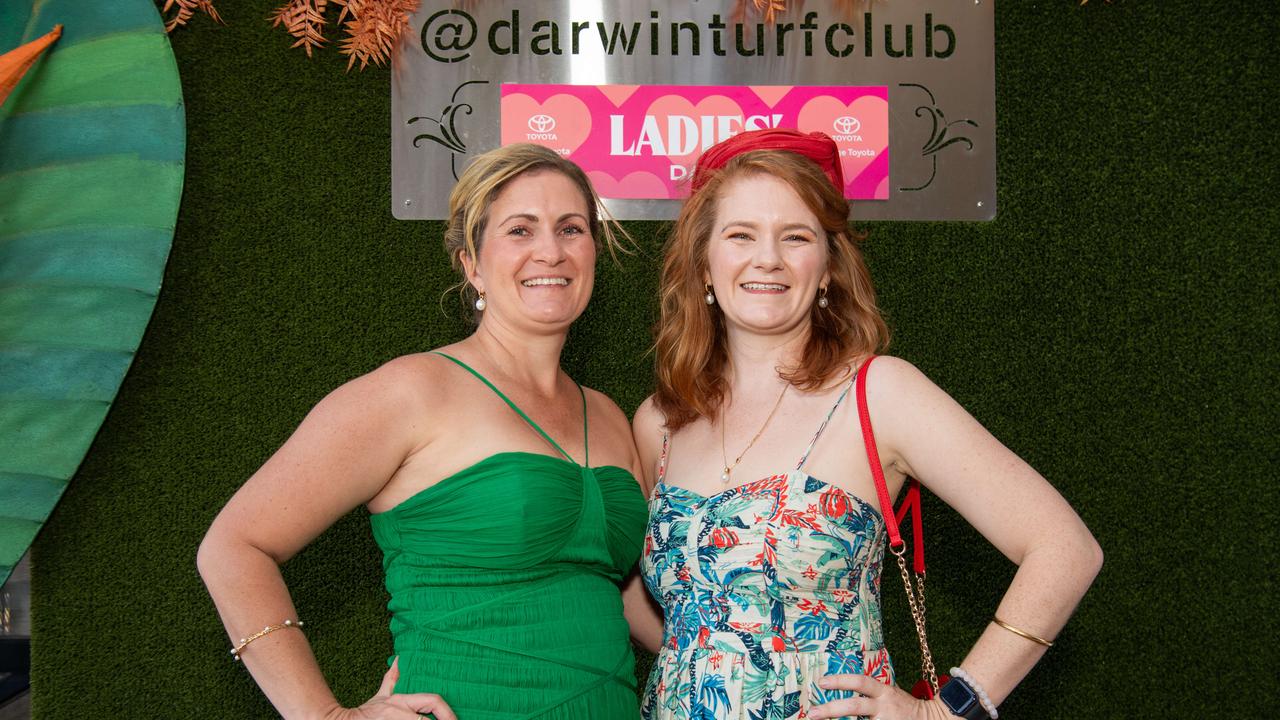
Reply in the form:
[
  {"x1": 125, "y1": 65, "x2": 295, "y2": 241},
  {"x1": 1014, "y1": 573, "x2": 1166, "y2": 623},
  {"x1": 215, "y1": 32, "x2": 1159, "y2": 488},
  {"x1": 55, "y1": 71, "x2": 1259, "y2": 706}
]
[{"x1": 640, "y1": 424, "x2": 896, "y2": 720}]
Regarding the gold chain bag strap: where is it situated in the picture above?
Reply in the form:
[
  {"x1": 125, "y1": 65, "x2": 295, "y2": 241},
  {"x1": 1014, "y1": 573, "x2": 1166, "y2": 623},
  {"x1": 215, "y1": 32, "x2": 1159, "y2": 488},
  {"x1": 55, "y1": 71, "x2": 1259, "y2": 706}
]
[{"x1": 855, "y1": 356, "x2": 944, "y2": 698}]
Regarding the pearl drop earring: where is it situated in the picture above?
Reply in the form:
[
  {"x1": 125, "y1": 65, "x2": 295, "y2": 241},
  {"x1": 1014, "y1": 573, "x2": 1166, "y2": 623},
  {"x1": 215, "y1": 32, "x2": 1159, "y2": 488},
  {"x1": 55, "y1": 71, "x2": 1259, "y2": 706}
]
[
  {"x1": 475, "y1": 293, "x2": 487, "y2": 311},
  {"x1": 705, "y1": 285, "x2": 716, "y2": 305},
  {"x1": 817, "y1": 287, "x2": 829, "y2": 309}
]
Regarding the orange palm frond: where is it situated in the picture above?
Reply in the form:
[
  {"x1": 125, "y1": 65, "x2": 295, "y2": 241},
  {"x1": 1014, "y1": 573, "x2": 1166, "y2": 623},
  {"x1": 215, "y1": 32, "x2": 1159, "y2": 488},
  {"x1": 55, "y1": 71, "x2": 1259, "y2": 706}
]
[
  {"x1": 332, "y1": 0, "x2": 364, "y2": 25},
  {"x1": 270, "y1": 0, "x2": 330, "y2": 58},
  {"x1": 752, "y1": 0, "x2": 789, "y2": 24},
  {"x1": 337, "y1": 0, "x2": 418, "y2": 71},
  {"x1": 162, "y1": 0, "x2": 224, "y2": 33}
]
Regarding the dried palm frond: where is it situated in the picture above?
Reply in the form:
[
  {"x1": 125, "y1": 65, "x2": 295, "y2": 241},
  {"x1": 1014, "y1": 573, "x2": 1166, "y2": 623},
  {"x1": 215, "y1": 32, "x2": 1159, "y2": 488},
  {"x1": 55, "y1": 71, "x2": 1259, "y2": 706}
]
[
  {"x1": 751, "y1": 0, "x2": 789, "y2": 24},
  {"x1": 269, "y1": 0, "x2": 329, "y2": 57},
  {"x1": 731, "y1": 0, "x2": 805, "y2": 25},
  {"x1": 736, "y1": 0, "x2": 908, "y2": 24},
  {"x1": 332, "y1": 0, "x2": 363, "y2": 24},
  {"x1": 832, "y1": 0, "x2": 884, "y2": 21},
  {"x1": 161, "y1": 0, "x2": 224, "y2": 33},
  {"x1": 337, "y1": 0, "x2": 418, "y2": 71}
]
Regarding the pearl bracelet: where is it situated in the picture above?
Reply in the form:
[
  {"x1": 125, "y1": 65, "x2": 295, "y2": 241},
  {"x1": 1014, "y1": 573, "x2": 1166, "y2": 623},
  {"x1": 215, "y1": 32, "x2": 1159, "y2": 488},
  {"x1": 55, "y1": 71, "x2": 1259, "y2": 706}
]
[
  {"x1": 230, "y1": 619, "x2": 304, "y2": 661},
  {"x1": 949, "y1": 666, "x2": 998, "y2": 719}
]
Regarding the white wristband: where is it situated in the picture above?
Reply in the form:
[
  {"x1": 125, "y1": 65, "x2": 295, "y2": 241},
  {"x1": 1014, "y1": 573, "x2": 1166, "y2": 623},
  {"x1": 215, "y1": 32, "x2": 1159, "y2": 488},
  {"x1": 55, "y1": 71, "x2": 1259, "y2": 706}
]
[{"x1": 949, "y1": 666, "x2": 999, "y2": 719}]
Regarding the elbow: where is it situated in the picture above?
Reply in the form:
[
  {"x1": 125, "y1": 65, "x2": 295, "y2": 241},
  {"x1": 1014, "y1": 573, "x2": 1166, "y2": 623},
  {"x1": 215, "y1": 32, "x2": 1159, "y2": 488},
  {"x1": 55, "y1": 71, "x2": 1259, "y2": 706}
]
[
  {"x1": 196, "y1": 522, "x2": 252, "y2": 587},
  {"x1": 195, "y1": 527, "x2": 223, "y2": 585},
  {"x1": 1083, "y1": 534, "x2": 1104, "y2": 579},
  {"x1": 197, "y1": 522, "x2": 283, "y2": 590},
  {"x1": 1063, "y1": 522, "x2": 1104, "y2": 585},
  {"x1": 1030, "y1": 521, "x2": 1103, "y2": 586}
]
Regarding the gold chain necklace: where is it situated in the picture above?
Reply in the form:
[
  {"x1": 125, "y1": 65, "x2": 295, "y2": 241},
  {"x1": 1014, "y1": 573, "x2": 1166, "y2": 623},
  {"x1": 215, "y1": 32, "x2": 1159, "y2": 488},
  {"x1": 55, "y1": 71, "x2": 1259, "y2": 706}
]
[{"x1": 719, "y1": 383, "x2": 789, "y2": 485}]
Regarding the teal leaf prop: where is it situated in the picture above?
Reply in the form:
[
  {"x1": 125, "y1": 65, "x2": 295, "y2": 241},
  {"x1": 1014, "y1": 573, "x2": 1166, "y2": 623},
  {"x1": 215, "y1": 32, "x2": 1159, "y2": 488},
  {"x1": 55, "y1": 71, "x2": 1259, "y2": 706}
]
[{"x1": 0, "y1": 0, "x2": 184, "y2": 586}]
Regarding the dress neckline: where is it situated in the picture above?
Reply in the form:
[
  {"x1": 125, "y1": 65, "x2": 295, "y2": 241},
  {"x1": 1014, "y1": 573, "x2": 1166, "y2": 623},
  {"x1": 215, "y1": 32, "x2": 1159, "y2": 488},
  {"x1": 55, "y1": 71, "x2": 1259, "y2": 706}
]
[
  {"x1": 657, "y1": 375, "x2": 857, "y2": 486},
  {"x1": 373, "y1": 451, "x2": 635, "y2": 517},
  {"x1": 653, "y1": 470, "x2": 883, "y2": 524}
]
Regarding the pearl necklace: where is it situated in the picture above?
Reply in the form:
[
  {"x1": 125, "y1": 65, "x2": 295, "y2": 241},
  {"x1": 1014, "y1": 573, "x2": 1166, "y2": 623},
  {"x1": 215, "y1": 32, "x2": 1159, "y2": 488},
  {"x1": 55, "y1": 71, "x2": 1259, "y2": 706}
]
[{"x1": 719, "y1": 383, "x2": 789, "y2": 484}]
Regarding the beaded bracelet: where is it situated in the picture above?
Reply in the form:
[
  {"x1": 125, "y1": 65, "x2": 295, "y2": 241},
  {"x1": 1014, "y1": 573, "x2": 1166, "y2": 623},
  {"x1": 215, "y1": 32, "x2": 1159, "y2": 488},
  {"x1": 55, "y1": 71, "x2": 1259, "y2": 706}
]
[
  {"x1": 229, "y1": 619, "x2": 304, "y2": 661},
  {"x1": 949, "y1": 666, "x2": 999, "y2": 719}
]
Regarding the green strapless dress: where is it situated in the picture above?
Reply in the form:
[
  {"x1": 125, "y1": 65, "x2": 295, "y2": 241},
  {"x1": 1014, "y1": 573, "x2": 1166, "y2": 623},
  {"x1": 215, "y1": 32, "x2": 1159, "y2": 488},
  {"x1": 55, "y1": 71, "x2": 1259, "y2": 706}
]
[{"x1": 369, "y1": 353, "x2": 647, "y2": 719}]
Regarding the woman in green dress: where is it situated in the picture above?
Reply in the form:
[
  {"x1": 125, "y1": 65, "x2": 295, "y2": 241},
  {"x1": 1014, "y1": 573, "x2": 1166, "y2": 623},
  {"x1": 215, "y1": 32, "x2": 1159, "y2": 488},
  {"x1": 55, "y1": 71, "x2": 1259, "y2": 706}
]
[{"x1": 199, "y1": 144, "x2": 658, "y2": 719}]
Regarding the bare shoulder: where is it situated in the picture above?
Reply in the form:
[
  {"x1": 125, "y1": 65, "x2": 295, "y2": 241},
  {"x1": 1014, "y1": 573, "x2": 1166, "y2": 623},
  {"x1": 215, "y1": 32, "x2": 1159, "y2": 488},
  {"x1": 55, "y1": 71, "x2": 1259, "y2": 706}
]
[
  {"x1": 631, "y1": 395, "x2": 667, "y2": 437},
  {"x1": 208, "y1": 353, "x2": 454, "y2": 559},
  {"x1": 342, "y1": 353, "x2": 445, "y2": 407},
  {"x1": 582, "y1": 385, "x2": 632, "y2": 433},
  {"x1": 629, "y1": 395, "x2": 669, "y2": 492},
  {"x1": 860, "y1": 355, "x2": 939, "y2": 404},
  {"x1": 356, "y1": 353, "x2": 432, "y2": 390},
  {"x1": 320, "y1": 352, "x2": 464, "y2": 433},
  {"x1": 858, "y1": 355, "x2": 988, "y2": 469}
]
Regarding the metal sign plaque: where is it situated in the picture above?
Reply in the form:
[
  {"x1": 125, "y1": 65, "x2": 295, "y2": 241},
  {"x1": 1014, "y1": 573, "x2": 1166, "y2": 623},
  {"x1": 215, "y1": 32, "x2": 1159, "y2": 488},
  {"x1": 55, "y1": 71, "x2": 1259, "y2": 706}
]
[{"x1": 392, "y1": 0, "x2": 996, "y2": 221}]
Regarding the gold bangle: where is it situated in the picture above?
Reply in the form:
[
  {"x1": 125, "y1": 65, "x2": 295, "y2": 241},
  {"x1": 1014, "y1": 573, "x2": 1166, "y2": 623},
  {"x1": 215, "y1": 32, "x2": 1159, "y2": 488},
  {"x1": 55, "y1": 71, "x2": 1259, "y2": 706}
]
[
  {"x1": 992, "y1": 617, "x2": 1054, "y2": 647},
  {"x1": 229, "y1": 619, "x2": 304, "y2": 661}
]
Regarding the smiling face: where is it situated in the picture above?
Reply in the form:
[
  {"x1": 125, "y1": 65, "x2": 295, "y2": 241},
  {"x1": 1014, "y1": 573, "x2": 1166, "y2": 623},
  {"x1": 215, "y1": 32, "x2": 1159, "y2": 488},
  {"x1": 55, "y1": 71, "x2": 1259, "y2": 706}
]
[
  {"x1": 462, "y1": 169, "x2": 596, "y2": 334},
  {"x1": 705, "y1": 173, "x2": 831, "y2": 339}
]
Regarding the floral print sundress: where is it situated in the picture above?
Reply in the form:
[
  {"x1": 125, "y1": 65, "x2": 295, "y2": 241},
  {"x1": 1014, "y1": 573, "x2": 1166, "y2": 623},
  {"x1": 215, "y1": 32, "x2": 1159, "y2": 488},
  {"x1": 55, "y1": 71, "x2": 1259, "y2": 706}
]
[{"x1": 640, "y1": 378, "x2": 895, "y2": 720}]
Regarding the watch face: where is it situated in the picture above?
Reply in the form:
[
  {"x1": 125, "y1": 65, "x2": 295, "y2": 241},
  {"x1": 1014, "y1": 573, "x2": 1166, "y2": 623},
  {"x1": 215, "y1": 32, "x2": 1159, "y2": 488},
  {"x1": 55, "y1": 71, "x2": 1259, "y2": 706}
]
[{"x1": 940, "y1": 678, "x2": 978, "y2": 712}]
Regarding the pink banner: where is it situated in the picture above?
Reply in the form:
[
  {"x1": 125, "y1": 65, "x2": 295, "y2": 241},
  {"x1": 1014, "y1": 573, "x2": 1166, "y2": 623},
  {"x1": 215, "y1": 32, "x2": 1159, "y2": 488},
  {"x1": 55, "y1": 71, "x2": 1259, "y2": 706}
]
[{"x1": 500, "y1": 84, "x2": 889, "y2": 201}]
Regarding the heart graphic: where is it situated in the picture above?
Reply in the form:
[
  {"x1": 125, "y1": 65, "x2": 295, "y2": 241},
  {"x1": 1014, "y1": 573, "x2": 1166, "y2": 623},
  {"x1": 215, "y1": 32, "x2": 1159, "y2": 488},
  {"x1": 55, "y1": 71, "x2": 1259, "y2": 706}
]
[
  {"x1": 500, "y1": 93, "x2": 592, "y2": 155},
  {"x1": 749, "y1": 85, "x2": 793, "y2": 107},
  {"x1": 588, "y1": 170, "x2": 670, "y2": 200},
  {"x1": 796, "y1": 95, "x2": 889, "y2": 196},
  {"x1": 642, "y1": 94, "x2": 745, "y2": 165},
  {"x1": 598, "y1": 84, "x2": 640, "y2": 107}
]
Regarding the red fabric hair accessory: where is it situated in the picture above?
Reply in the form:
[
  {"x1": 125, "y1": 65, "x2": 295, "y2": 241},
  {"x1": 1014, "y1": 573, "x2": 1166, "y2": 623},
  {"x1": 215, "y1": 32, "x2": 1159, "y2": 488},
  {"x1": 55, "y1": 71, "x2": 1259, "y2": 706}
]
[{"x1": 690, "y1": 128, "x2": 845, "y2": 194}]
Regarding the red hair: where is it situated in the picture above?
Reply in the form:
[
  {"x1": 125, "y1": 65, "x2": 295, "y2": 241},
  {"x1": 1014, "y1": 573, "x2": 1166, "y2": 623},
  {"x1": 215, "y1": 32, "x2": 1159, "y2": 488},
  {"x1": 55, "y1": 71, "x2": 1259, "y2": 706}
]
[{"x1": 653, "y1": 149, "x2": 890, "y2": 431}]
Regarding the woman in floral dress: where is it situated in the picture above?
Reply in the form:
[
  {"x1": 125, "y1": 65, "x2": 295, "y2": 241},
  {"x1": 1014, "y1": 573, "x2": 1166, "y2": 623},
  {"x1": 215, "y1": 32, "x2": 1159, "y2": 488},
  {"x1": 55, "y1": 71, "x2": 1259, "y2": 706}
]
[{"x1": 629, "y1": 129, "x2": 1102, "y2": 720}]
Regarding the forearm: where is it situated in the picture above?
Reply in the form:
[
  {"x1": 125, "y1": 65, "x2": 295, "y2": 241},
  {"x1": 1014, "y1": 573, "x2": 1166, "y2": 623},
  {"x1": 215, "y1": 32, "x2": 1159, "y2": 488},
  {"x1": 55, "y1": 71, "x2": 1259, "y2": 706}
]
[
  {"x1": 951, "y1": 529, "x2": 1103, "y2": 706},
  {"x1": 198, "y1": 535, "x2": 343, "y2": 720},
  {"x1": 621, "y1": 573, "x2": 664, "y2": 654}
]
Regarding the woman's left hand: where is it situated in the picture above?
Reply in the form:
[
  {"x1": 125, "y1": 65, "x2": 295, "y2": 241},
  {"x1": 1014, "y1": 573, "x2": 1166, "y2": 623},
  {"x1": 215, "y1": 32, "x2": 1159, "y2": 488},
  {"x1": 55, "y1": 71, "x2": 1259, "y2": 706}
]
[{"x1": 808, "y1": 674, "x2": 952, "y2": 720}]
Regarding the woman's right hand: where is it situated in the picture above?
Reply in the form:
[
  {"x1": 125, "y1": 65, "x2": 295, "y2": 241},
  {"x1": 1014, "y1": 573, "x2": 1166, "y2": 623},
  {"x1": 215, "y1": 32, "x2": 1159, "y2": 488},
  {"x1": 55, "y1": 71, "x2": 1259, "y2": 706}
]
[{"x1": 331, "y1": 657, "x2": 458, "y2": 720}]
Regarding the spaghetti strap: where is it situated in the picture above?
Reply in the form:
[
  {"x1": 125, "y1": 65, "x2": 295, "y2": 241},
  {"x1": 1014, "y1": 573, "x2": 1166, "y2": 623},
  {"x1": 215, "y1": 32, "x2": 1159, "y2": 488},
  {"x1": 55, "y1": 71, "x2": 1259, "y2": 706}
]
[
  {"x1": 578, "y1": 381, "x2": 589, "y2": 467},
  {"x1": 795, "y1": 375, "x2": 856, "y2": 470},
  {"x1": 656, "y1": 433, "x2": 670, "y2": 484},
  {"x1": 431, "y1": 351, "x2": 584, "y2": 465}
]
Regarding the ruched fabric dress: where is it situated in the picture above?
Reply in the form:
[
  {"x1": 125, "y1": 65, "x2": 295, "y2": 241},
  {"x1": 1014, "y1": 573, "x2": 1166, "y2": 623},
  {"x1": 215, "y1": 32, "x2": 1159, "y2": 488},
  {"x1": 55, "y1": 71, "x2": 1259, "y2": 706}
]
[
  {"x1": 640, "y1": 378, "x2": 895, "y2": 720},
  {"x1": 370, "y1": 353, "x2": 647, "y2": 719}
]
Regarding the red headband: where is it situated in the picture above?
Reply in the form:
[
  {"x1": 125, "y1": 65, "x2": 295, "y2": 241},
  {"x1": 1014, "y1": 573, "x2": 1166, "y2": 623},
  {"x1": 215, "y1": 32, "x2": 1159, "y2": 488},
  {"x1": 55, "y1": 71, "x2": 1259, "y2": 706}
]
[{"x1": 690, "y1": 128, "x2": 845, "y2": 194}]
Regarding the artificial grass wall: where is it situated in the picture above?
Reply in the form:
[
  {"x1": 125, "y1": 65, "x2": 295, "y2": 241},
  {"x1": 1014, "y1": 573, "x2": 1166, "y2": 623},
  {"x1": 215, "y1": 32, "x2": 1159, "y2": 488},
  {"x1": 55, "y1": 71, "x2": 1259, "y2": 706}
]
[{"x1": 29, "y1": 1, "x2": 1277, "y2": 717}]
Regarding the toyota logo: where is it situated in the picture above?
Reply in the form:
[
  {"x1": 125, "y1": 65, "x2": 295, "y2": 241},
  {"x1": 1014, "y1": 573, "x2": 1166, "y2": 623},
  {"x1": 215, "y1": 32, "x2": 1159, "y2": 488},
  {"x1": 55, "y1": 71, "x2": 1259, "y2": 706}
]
[
  {"x1": 833, "y1": 116, "x2": 860, "y2": 134},
  {"x1": 528, "y1": 114, "x2": 556, "y2": 133}
]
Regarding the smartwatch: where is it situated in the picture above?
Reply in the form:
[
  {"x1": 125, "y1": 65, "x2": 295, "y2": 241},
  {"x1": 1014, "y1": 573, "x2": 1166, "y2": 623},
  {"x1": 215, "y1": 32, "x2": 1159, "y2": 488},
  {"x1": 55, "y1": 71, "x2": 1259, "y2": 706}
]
[{"x1": 938, "y1": 676, "x2": 992, "y2": 720}]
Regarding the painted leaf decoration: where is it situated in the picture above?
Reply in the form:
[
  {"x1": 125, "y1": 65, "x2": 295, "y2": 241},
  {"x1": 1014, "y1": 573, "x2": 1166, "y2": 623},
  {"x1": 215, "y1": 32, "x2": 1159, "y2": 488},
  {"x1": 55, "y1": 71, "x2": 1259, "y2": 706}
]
[
  {"x1": 0, "y1": 24, "x2": 61, "y2": 107},
  {"x1": 0, "y1": 0, "x2": 185, "y2": 586}
]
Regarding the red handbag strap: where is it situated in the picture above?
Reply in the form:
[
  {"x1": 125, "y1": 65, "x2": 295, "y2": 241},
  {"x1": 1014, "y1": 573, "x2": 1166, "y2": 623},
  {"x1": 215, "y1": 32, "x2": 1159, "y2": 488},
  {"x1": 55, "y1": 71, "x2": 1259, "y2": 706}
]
[{"x1": 855, "y1": 356, "x2": 927, "y2": 573}]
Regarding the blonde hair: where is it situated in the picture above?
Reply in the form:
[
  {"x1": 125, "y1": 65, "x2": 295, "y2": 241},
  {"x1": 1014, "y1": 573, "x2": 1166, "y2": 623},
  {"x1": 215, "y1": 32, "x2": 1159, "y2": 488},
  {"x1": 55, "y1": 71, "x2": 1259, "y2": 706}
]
[
  {"x1": 653, "y1": 150, "x2": 890, "y2": 431},
  {"x1": 443, "y1": 144, "x2": 627, "y2": 318}
]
